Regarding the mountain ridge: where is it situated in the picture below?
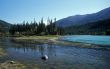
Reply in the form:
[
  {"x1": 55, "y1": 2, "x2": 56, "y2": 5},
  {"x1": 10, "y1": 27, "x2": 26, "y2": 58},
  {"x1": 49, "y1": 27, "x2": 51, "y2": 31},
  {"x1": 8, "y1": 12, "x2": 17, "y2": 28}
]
[
  {"x1": 0, "y1": 20, "x2": 11, "y2": 33},
  {"x1": 56, "y1": 7, "x2": 110, "y2": 27}
]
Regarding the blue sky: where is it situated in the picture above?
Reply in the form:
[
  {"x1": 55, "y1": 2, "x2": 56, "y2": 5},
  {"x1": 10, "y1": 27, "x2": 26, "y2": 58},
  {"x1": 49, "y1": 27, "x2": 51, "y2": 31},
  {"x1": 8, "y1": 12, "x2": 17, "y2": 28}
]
[{"x1": 0, "y1": 0, "x2": 110, "y2": 24}]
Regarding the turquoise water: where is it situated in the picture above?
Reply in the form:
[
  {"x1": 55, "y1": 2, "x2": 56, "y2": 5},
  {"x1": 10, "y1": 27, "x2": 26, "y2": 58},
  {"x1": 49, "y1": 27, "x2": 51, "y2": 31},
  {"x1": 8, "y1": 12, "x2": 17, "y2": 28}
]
[{"x1": 60, "y1": 35, "x2": 110, "y2": 45}]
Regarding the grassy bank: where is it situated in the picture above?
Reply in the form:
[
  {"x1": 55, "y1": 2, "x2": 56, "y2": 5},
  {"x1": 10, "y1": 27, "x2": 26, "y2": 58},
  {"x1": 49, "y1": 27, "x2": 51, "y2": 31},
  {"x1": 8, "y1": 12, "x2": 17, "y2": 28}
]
[
  {"x1": 15, "y1": 35, "x2": 59, "y2": 40},
  {"x1": 12, "y1": 35, "x2": 59, "y2": 44}
]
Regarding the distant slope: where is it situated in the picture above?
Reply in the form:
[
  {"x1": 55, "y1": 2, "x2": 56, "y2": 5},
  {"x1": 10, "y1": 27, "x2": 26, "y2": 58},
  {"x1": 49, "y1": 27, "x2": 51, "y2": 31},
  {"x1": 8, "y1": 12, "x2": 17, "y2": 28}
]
[
  {"x1": 64, "y1": 18, "x2": 110, "y2": 35},
  {"x1": 56, "y1": 7, "x2": 110, "y2": 27},
  {"x1": 0, "y1": 20, "x2": 11, "y2": 33}
]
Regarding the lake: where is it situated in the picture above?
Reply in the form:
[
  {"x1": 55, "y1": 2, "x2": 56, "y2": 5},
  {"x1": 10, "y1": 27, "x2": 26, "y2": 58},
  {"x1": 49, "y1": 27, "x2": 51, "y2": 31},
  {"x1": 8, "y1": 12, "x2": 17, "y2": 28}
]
[
  {"x1": 0, "y1": 36, "x2": 110, "y2": 69},
  {"x1": 60, "y1": 35, "x2": 110, "y2": 45}
]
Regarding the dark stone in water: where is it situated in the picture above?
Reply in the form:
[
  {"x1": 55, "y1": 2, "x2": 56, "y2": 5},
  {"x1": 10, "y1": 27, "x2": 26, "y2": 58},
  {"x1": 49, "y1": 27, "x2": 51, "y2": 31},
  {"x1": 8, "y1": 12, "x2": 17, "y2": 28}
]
[{"x1": 41, "y1": 55, "x2": 48, "y2": 60}]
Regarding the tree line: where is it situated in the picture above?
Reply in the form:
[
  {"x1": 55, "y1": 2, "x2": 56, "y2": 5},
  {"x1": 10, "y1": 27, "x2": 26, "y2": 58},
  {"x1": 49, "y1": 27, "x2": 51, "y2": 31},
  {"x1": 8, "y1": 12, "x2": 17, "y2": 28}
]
[
  {"x1": 9, "y1": 18, "x2": 110, "y2": 36},
  {"x1": 9, "y1": 18, "x2": 64, "y2": 35}
]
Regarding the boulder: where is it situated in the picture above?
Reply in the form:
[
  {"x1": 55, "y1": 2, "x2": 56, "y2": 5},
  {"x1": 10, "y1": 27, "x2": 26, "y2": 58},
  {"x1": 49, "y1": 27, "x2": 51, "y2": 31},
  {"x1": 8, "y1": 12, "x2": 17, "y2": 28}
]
[{"x1": 41, "y1": 55, "x2": 48, "y2": 60}]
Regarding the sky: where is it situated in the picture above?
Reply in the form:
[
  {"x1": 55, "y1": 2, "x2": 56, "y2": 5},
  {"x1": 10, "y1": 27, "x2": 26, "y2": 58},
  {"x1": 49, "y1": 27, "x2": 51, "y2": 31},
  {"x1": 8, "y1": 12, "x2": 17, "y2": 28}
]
[{"x1": 0, "y1": 0, "x2": 110, "y2": 24}]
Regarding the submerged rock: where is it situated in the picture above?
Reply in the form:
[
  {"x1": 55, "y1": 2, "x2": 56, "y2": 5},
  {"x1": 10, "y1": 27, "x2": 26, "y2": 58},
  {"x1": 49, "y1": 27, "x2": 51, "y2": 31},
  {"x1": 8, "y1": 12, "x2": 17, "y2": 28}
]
[{"x1": 10, "y1": 61, "x2": 15, "y2": 64}]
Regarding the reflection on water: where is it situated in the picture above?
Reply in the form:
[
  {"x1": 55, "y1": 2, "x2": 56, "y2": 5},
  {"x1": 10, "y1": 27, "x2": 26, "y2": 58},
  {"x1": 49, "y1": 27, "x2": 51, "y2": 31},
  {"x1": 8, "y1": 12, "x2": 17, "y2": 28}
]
[{"x1": 0, "y1": 37, "x2": 110, "y2": 69}]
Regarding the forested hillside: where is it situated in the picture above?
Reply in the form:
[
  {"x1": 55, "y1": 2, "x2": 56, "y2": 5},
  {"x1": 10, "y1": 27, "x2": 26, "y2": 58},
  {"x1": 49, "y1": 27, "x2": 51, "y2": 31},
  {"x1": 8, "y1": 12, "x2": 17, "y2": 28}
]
[
  {"x1": 63, "y1": 19, "x2": 110, "y2": 35},
  {"x1": 0, "y1": 20, "x2": 11, "y2": 35}
]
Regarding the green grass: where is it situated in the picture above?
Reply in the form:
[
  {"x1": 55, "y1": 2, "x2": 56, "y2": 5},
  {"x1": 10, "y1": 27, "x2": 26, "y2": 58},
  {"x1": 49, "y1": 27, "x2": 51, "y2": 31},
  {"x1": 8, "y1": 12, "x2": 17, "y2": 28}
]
[{"x1": 15, "y1": 35, "x2": 60, "y2": 40}]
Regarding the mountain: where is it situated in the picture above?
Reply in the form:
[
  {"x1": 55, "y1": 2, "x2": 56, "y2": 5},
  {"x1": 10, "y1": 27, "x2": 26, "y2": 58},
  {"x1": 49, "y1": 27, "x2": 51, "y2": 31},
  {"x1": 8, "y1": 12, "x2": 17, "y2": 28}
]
[
  {"x1": 64, "y1": 18, "x2": 110, "y2": 35},
  {"x1": 0, "y1": 20, "x2": 11, "y2": 33},
  {"x1": 56, "y1": 7, "x2": 110, "y2": 27}
]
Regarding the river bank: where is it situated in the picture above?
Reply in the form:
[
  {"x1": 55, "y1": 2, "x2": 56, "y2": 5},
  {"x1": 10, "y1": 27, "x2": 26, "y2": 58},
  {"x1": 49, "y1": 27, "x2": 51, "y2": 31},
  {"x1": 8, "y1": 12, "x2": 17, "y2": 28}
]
[
  {"x1": 10, "y1": 35, "x2": 110, "y2": 50},
  {"x1": 0, "y1": 61, "x2": 26, "y2": 69},
  {"x1": 0, "y1": 48, "x2": 6, "y2": 57},
  {"x1": 0, "y1": 61, "x2": 39, "y2": 69}
]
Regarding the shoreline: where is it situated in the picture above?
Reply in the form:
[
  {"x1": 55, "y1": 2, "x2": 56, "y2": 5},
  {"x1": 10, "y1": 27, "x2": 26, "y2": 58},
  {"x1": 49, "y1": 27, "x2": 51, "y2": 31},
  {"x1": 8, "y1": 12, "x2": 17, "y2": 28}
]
[
  {"x1": 0, "y1": 60, "x2": 39, "y2": 69},
  {"x1": 10, "y1": 36, "x2": 110, "y2": 50},
  {"x1": 0, "y1": 48, "x2": 7, "y2": 57}
]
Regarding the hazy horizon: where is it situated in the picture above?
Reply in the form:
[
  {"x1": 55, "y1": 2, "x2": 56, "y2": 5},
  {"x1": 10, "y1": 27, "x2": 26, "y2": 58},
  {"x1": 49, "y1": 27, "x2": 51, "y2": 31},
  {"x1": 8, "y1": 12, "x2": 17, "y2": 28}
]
[{"x1": 0, "y1": 0, "x2": 110, "y2": 24}]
